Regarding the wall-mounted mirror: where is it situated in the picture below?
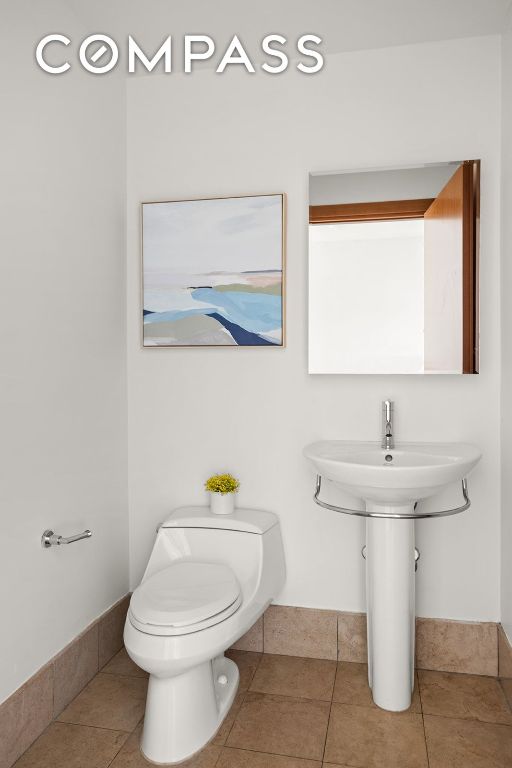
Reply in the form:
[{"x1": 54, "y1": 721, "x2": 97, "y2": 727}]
[{"x1": 308, "y1": 161, "x2": 480, "y2": 374}]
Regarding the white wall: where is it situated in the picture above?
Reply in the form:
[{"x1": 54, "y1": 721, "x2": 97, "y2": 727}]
[
  {"x1": 0, "y1": 1, "x2": 128, "y2": 701},
  {"x1": 309, "y1": 220, "x2": 424, "y2": 373},
  {"x1": 309, "y1": 165, "x2": 457, "y2": 205},
  {"x1": 423, "y1": 170, "x2": 463, "y2": 374},
  {"x1": 126, "y1": 35, "x2": 501, "y2": 623},
  {"x1": 501, "y1": 13, "x2": 512, "y2": 641}
]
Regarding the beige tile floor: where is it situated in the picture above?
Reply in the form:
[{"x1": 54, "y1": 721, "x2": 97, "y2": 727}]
[{"x1": 13, "y1": 648, "x2": 512, "y2": 768}]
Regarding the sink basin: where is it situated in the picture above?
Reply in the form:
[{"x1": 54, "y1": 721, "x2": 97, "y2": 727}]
[
  {"x1": 304, "y1": 437, "x2": 482, "y2": 713},
  {"x1": 304, "y1": 440, "x2": 481, "y2": 505}
]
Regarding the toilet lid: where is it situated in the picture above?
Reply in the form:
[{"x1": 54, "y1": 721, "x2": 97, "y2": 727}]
[{"x1": 130, "y1": 560, "x2": 241, "y2": 629}]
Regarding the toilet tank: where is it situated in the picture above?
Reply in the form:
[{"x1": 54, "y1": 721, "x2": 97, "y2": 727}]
[{"x1": 142, "y1": 506, "x2": 286, "y2": 604}]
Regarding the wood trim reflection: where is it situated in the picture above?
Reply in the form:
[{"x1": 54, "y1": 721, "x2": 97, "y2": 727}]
[
  {"x1": 309, "y1": 198, "x2": 434, "y2": 224},
  {"x1": 462, "y1": 160, "x2": 480, "y2": 374}
]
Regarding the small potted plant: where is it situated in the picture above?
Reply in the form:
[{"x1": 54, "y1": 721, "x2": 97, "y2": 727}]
[{"x1": 205, "y1": 473, "x2": 240, "y2": 515}]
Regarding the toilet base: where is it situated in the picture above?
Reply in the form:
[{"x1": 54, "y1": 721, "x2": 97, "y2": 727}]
[{"x1": 141, "y1": 655, "x2": 239, "y2": 765}]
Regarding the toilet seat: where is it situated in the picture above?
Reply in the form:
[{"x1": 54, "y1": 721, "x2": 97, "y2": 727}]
[{"x1": 129, "y1": 560, "x2": 242, "y2": 637}]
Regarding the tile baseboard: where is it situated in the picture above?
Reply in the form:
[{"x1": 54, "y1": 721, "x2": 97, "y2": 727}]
[
  {"x1": 416, "y1": 617, "x2": 497, "y2": 676},
  {"x1": 264, "y1": 605, "x2": 338, "y2": 660},
  {"x1": 498, "y1": 624, "x2": 512, "y2": 709},
  {"x1": 233, "y1": 605, "x2": 499, "y2": 677},
  {"x1": 0, "y1": 594, "x2": 130, "y2": 768},
  {"x1": 499, "y1": 624, "x2": 512, "y2": 677}
]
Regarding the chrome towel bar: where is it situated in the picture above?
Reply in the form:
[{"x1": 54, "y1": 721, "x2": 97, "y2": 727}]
[
  {"x1": 313, "y1": 475, "x2": 471, "y2": 520},
  {"x1": 41, "y1": 529, "x2": 92, "y2": 548}
]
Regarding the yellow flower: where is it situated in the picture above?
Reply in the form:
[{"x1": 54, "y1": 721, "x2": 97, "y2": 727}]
[{"x1": 205, "y1": 473, "x2": 240, "y2": 495}]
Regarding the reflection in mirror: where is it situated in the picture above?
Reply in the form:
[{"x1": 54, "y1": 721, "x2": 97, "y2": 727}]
[{"x1": 308, "y1": 162, "x2": 479, "y2": 375}]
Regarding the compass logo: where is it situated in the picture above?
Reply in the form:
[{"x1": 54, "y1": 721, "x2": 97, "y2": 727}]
[{"x1": 35, "y1": 34, "x2": 324, "y2": 75}]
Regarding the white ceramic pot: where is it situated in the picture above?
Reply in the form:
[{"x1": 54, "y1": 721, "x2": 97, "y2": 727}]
[{"x1": 210, "y1": 492, "x2": 235, "y2": 515}]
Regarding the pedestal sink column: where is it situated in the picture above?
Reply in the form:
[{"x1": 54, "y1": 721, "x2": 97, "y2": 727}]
[{"x1": 365, "y1": 506, "x2": 415, "y2": 711}]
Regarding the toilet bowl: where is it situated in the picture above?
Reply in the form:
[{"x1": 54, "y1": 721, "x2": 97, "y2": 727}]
[{"x1": 124, "y1": 505, "x2": 285, "y2": 765}]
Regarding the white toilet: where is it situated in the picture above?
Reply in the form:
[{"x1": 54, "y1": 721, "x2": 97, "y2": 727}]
[{"x1": 124, "y1": 505, "x2": 285, "y2": 765}]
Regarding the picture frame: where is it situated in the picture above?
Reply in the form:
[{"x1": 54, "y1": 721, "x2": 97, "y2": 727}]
[{"x1": 141, "y1": 193, "x2": 286, "y2": 347}]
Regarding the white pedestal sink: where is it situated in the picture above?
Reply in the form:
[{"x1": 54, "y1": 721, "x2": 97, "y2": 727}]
[{"x1": 303, "y1": 440, "x2": 481, "y2": 712}]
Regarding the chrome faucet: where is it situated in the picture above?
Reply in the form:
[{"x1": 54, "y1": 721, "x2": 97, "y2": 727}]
[{"x1": 382, "y1": 400, "x2": 394, "y2": 450}]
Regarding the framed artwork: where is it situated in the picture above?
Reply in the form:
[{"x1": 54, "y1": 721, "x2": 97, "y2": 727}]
[{"x1": 142, "y1": 193, "x2": 285, "y2": 347}]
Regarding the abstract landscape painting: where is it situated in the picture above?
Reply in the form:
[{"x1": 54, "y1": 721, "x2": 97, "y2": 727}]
[{"x1": 142, "y1": 194, "x2": 284, "y2": 347}]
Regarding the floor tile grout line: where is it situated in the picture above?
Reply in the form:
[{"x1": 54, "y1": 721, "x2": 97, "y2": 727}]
[
  {"x1": 416, "y1": 665, "x2": 501, "y2": 678},
  {"x1": 252, "y1": 651, "x2": 264, "y2": 676},
  {"x1": 320, "y1": 699, "x2": 422, "y2": 715},
  {"x1": 327, "y1": 697, "x2": 512, "y2": 726},
  {"x1": 420, "y1": 711, "x2": 431, "y2": 768},
  {"x1": 104, "y1": 730, "x2": 132, "y2": 768},
  {"x1": 320, "y1": 700, "x2": 334, "y2": 763},
  {"x1": 96, "y1": 670, "x2": 148, "y2": 680},
  {"x1": 213, "y1": 745, "x2": 225, "y2": 768},
  {"x1": 238, "y1": 689, "x2": 336, "y2": 706},
  {"x1": 105, "y1": 714, "x2": 147, "y2": 768},
  {"x1": 100, "y1": 670, "x2": 148, "y2": 679},
  {"x1": 416, "y1": 666, "x2": 504, "y2": 680},
  {"x1": 417, "y1": 670, "x2": 425, "y2": 714},
  {"x1": 253, "y1": 650, "x2": 339, "y2": 665},
  {"x1": 217, "y1": 742, "x2": 328, "y2": 763},
  {"x1": 499, "y1": 677, "x2": 512, "y2": 713},
  {"x1": 422, "y1": 711, "x2": 512, "y2": 726},
  {"x1": 12, "y1": 710, "x2": 49, "y2": 768},
  {"x1": 248, "y1": 689, "x2": 335, "y2": 704},
  {"x1": 55, "y1": 718, "x2": 135, "y2": 734},
  {"x1": 336, "y1": 613, "x2": 339, "y2": 663},
  {"x1": 222, "y1": 689, "x2": 248, "y2": 745},
  {"x1": 220, "y1": 744, "x2": 331, "y2": 764},
  {"x1": 417, "y1": 671, "x2": 431, "y2": 767}
]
